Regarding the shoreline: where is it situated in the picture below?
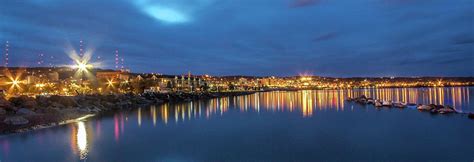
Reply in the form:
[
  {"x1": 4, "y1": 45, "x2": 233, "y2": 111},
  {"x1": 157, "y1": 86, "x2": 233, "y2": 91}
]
[{"x1": 0, "y1": 91, "x2": 256, "y2": 135}]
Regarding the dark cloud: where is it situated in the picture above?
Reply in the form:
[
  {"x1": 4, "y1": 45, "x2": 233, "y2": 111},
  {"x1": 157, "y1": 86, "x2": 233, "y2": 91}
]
[
  {"x1": 312, "y1": 32, "x2": 338, "y2": 42},
  {"x1": 290, "y1": 0, "x2": 321, "y2": 7}
]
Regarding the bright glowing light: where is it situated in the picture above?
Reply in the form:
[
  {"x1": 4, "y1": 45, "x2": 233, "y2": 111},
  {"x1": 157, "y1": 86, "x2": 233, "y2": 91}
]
[
  {"x1": 107, "y1": 79, "x2": 115, "y2": 88},
  {"x1": 76, "y1": 121, "x2": 88, "y2": 160},
  {"x1": 73, "y1": 61, "x2": 93, "y2": 72},
  {"x1": 66, "y1": 43, "x2": 101, "y2": 80},
  {"x1": 11, "y1": 80, "x2": 19, "y2": 86}
]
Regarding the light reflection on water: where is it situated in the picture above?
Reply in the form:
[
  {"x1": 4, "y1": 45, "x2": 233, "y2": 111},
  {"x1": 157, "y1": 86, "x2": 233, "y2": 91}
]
[
  {"x1": 144, "y1": 87, "x2": 471, "y2": 122},
  {"x1": 76, "y1": 122, "x2": 88, "y2": 160},
  {"x1": 1, "y1": 87, "x2": 472, "y2": 161},
  {"x1": 70, "y1": 121, "x2": 91, "y2": 160}
]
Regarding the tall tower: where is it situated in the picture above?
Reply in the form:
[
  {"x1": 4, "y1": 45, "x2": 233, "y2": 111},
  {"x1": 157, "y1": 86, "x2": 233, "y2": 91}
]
[
  {"x1": 48, "y1": 55, "x2": 55, "y2": 71},
  {"x1": 4, "y1": 41, "x2": 9, "y2": 67},
  {"x1": 79, "y1": 40, "x2": 84, "y2": 58},
  {"x1": 120, "y1": 57, "x2": 125, "y2": 72},
  {"x1": 37, "y1": 53, "x2": 44, "y2": 66},
  {"x1": 49, "y1": 56, "x2": 54, "y2": 68},
  {"x1": 115, "y1": 49, "x2": 119, "y2": 71}
]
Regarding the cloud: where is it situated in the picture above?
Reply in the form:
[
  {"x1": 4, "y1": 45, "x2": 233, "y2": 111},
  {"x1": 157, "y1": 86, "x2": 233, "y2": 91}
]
[
  {"x1": 0, "y1": 0, "x2": 473, "y2": 76},
  {"x1": 290, "y1": 0, "x2": 321, "y2": 7},
  {"x1": 312, "y1": 32, "x2": 338, "y2": 42}
]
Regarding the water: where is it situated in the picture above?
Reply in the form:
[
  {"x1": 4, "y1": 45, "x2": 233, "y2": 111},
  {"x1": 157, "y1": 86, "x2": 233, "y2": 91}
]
[{"x1": 1, "y1": 87, "x2": 473, "y2": 161}]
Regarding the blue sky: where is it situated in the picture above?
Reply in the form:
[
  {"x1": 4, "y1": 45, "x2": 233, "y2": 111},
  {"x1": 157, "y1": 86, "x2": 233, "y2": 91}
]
[{"x1": 1, "y1": 0, "x2": 473, "y2": 77}]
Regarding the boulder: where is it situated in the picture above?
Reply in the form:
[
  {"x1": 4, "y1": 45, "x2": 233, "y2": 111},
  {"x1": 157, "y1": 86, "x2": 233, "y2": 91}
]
[
  {"x1": 101, "y1": 101, "x2": 115, "y2": 108},
  {"x1": 468, "y1": 113, "x2": 474, "y2": 120},
  {"x1": 8, "y1": 95, "x2": 38, "y2": 110},
  {"x1": 78, "y1": 107, "x2": 91, "y2": 113},
  {"x1": 22, "y1": 100, "x2": 38, "y2": 109},
  {"x1": 0, "y1": 108, "x2": 6, "y2": 115},
  {"x1": 0, "y1": 96, "x2": 12, "y2": 107},
  {"x1": 50, "y1": 102, "x2": 65, "y2": 108},
  {"x1": 17, "y1": 108, "x2": 36, "y2": 115},
  {"x1": 35, "y1": 96, "x2": 49, "y2": 107},
  {"x1": 0, "y1": 96, "x2": 15, "y2": 111},
  {"x1": 35, "y1": 107, "x2": 61, "y2": 114},
  {"x1": 3, "y1": 116, "x2": 29, "y2": 125},
  {"x1": 49, "y1": 95, "x2": 79, "y2": 107}
]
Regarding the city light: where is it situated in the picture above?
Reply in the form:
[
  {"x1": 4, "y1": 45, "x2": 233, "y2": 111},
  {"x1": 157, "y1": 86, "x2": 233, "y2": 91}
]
[
  {"x1": 107, "y1": 79, "x2": 115, "y2": 88},
  {"x1": 73, "y1": 60, "x2": 93, "y2": 73}
]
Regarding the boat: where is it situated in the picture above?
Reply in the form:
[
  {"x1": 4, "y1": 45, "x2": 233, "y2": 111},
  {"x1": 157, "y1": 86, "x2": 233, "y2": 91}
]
[
  {"x1": 367, "y1": 98, "x2": 374, "y2": 104},
  {"x1": 407, "y1": 103, "x2": 417, "y2": 109},
  {"x1": 438, "y1": 106, "x2": 455, "y2": 114},
  {"x1": 382, "y1": 100, "x2": 392, "y2": 107},
  {"x1": 393, "y1": 101, "x2": 407, "y2": 108},
  {"x1": 375, "y1": 101, "x2": 382, "y2": 107},
  {"x1": 468, "y1": 113, "x2": 474, "y2": 119},
  {"x1": 417, "y1": 105, "x2": 432, "y2": 111}
]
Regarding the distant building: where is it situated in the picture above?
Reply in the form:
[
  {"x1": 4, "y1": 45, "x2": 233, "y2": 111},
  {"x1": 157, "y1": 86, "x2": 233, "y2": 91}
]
[
  {"x1": 96, "y1": 71, "x2": 130, "y2": 81},
  {"x1": 47, "y1": 72, "x2": 59, "y2": 81}
]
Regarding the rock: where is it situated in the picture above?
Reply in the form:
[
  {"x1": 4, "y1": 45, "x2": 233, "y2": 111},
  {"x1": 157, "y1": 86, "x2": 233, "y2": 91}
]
[
  {"x1": 0, "y1": 108, "x2": 6, "y2": 115},
  {"x1": 89, "y1": 106, "x2": 101, "y2": 113},
  {"x1": 78, "y1": 107, "x2": 91, "y2": 113},
  {"x1": 3, "y1": 116, "x2": 29, "y2": 125},
  {"x1": 35, "y1": 96, "x2": 49, "y2": 107},
  {"x1": 468, "y1": 113, "x2": 474, "y2": 119},
  {"x1": 49, "y1": 95, "x2": 79, "y2": 107},
  {"x1": 50, "y1": 102, "x2": 65, "y2": 108},
  {"x1": 102, "y1": 101, "x2": 115, "y2": 108},
  {"x1": 0, "y1": 96, "x2": 13, "y2": 109},
  {"x1": 23, "y1": 100, "x2": 38, "y2": 109},
  {"x1": 154, "y1": 99, "x2": 164, "y2": 103},
  {"x1": 36, "y1": 107, "x2": 61, "y2": 114},
  {"x1": 17, "y1": 108, "x2": 36, "y2": 115},
  {"x1": 9, "y1": 95, "x2": 37, "y2": 109},
  {"x1": 0, "y1": 96, "x2": 17, "y2": 112}
]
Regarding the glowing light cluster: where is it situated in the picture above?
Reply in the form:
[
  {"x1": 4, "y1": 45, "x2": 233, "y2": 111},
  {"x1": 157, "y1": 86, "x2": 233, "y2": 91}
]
[{"x1": 73, "y1": 61, "x2": 93, "y2": 72}]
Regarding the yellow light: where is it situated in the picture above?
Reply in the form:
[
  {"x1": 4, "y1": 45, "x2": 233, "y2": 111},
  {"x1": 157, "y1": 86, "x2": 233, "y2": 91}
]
[
  {"x1": 74, "y1": 61, "x2": 93, "y2": 71},
  {"x1": 35, "y1": 83, "x2": 45, "y2": 88},
  {"x1": 12, "y1": 80, "x2": 19, "y2": 86}
]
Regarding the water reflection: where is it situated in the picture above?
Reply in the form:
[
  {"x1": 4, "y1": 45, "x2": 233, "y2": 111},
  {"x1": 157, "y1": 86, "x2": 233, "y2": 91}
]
[
  {"x1": 70, "y1": 121, "x2": 91, "y2": 160},
  {"x1": 128, "y1": 87, "x2": 472, "y2": 125},
  {"x1": 0, "y1": 139, "x2": 9, "y2": 158},
  {"x1": 64, "y1": 87, "x2": 471, "y2": 160},
  {"x1": 77, "y1": 122, "x2": 88, "y2": 160}
]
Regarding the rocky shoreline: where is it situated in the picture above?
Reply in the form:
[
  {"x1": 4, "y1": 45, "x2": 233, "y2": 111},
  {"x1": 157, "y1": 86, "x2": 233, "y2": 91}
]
[{"x1": 0, "y1": 91, "x2": 255, "y2": 134}]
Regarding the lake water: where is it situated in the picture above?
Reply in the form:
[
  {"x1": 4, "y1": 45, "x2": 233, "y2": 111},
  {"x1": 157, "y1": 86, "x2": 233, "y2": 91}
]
[{"x1": 1, "y1": 87, "x2": 473, "y2": 161}]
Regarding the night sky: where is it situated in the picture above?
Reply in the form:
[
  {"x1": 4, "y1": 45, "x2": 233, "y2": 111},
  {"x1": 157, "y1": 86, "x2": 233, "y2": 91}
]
[{"x1": 1, "y1": 0, "x2": 473, "y2": 77}]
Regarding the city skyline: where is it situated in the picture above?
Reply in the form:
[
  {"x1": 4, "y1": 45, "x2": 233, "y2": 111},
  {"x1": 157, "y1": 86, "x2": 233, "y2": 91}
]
[{"x1": 1, "y1": 0, "x2": 473, "y2": 77}]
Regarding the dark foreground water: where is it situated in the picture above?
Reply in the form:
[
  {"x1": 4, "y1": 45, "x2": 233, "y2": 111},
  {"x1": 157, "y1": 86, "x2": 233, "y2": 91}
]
[{"x1": 1, "y1": 87, "x2": 473, "y2": 161}]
